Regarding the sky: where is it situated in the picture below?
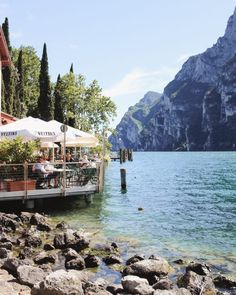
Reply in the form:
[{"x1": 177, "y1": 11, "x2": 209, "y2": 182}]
[{"x1": 0, "y1": 0, "x2": 236, "y2": 127}]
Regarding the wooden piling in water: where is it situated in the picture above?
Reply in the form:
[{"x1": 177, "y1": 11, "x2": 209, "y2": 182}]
[{"x1": 120, "y1": 168, "x2": 127, "y2": 190}]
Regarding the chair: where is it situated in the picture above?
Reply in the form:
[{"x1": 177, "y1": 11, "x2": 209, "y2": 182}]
[{"x1": 34, "y1": 169, "x2": 47, "y2": 189}]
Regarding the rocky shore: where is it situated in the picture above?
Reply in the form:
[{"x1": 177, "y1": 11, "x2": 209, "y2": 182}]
[{"x1": 0, "y1": 211, "x2": 235, "y2": 295}]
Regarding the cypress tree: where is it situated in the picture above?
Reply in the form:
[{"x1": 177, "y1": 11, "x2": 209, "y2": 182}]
[
  {"x1": 69, "y1": 63, "x2": 74, "y2": 73},
  {"x1": 15, "y1": 49, "x2": 25, "y2": 118},
  {"x1": 38, "y1": 43, "x2": 53, "y2": 121},
  {"x1": 54, "y1": 74, "x2": 64, "y2": 123},
  {"x1": 2, "y1": 17, "x2": 15, "y2": 115},
  {"x1": 2, "y1": 17, "x2": 11, "y2": 52}
]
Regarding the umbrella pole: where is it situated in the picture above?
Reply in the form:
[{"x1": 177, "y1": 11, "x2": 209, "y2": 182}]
[
  {"x1": 52, "y1": 143, "x2": 55, "y2": 161},
  {"x1": 0, "y1": 60, "x2": 1, "y2": 126},
  {"x1": 63, "y1": 126, "x2": 66, "y2": 195}
]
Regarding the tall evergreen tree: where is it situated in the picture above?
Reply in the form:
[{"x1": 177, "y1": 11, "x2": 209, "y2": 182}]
[
  {"x1": 54, "y1": 74, "x2": 64, "y2": 123},
  {"x1": 69, "y1": 63, "x2": 74, "y2": 73},
  {"x1": 14, "y1": 49, "x2": 25, "y2": 118},
  {"x1": 11, "y1": 46, "x2": 40, "y2": 117},
  {"x1": 38, "y1": 43, "x2": 53, "y2": 120},
  {"x1": 1, "y1": 17, "x2": 16, "y2": 115},
  {"x1": 2, "y1": 17, "x2": 11, "y2": 52}
]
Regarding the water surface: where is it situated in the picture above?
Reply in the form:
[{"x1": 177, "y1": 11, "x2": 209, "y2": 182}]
[{"x1": 49, "y1": 152, "x2": 236, "y2": 277}]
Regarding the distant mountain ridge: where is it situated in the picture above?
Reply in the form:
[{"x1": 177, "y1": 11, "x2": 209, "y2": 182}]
[
  {"x1": 110, "y1": 7, "x2": 236, "y2": 151},
  {"x1": 109, "y1": 91, "x2": 161, "y2": 150}
]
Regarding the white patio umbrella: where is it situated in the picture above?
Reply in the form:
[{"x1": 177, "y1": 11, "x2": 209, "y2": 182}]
[
  {"x1": 0, "y1": 117, "x2": 59, "y2": 142},
  {"x1": 40, "y1": 142, "x2": 59, "y2": 148},
  {"x1": 47, "y1": 120, "x2": 99, "y2": 147}
]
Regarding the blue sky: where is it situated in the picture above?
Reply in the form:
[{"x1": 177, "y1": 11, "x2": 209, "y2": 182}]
[{"x1": 0, "y1": 0, "x2": 236, "y2": 127}]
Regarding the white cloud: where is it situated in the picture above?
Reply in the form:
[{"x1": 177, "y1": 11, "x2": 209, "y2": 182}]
[{"x1": 103, "y1": 67, "x2": 178, "y2": 98}]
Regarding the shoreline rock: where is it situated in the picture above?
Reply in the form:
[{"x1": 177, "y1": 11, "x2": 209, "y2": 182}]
[{"x1": 0, "y1": 211, "x2": 235, "y2": 295}]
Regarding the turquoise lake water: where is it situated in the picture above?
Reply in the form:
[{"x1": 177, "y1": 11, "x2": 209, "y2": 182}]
[{"x1": 48, "y1": 152, "x2": 236, "y2": 277}]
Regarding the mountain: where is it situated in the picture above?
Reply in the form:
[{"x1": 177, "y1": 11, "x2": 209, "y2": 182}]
[
  {"x1": 109, "y1": 91, "x2": 161, "y2": 150},
  {"x1": 110, "y1": 7, "x2": 236, "y2": 151}
]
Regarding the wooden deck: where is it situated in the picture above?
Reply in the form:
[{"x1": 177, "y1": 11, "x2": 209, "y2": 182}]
[
  {"x1": 0, "y1": 161, "x2": 103, "y2": 203},
  {"x1": 0, "y1": 182, "x2": 97, "y2": 201}
]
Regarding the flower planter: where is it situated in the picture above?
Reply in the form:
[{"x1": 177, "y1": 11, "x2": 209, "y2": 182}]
[{"x1": 5, "y1": 180, "x2": 36, "y2": 192}]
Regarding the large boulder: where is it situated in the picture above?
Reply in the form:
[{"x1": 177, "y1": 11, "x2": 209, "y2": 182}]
[
  {"x1": 85, "y1": 254, "x2": 101, "y2": 268},
  {"x1": 123, "y1": 258, "x2": 171, "y2": 283},
  {"x1": 0, "y1": 214, "x2": 19, "y2": 231},
  {"x1": 126, "y1": 254, "x2": 145, "y2": 266},
  {"x1": 65, "y1": 255, "x2": 85, "y2": 270},
  {"x1": 25, "y1": 234, "x2": 42, "y2": 248},
  {"x1": 34, "y1": 251, "x2": 57, "y2": 265},
  {"x1": 0, "y1": 281, "x2": 20, "y2": 295},
  {"x1": 30, "y1": 213, "x2": 47, "y2": 225},
  {"x1": 177, "y1": 270, "x2": 216, "y2": 295},
  {"x1": 122, "y1": 275, "x2": 154, "y2": 294},
  {"x1": 31, "y1": 269, "x2": 86, "y2": 295},
  {"x1": 186, "y1": 262, "x2": 211, "y2": 276},
  {"x1": 103, "y1": 254, "x2": 122, "y2": 265},
  {"x1": 84, "y1": 282, "x2": 112, "y2": 295},
  {"x1": 54, "y1": 233, "x2": 66, "y2": 249},
  {"x1": 64, "y1": 230, "x2": 90, "y2": 252},
  {"x1": 0, "y1": 247, "x2": 9, "y2": 259},
  {"x1": 17, "y1": 265, "x2": 47, "y2": 287},
  {"x1": 213, "y1": 275, "x2": 236, "y2": 289},
  {"x1": 2, "y1": 257, "x2": 29, "y2": 276},
  {"x1": 152, "y1": 278, "x2": 173, "y2": 290}
]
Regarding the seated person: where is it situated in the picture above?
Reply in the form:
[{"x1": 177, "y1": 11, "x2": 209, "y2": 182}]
[
  {"x1": 35, "y1": 156, "x2": 58, "y2": 188},
  {"x1": 80, "y1": 154, "x2": 90, "y2": 168},
  {"x1": 65, "y1": 152, "x2": 74, "y2": 162},
  {"x1": 92, "y1": 153, "x2": 101, "y2": 163}
]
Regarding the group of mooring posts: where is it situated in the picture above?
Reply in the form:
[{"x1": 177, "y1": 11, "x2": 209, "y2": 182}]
[
  {"x1": 119, "y1": 148, "x2": 133, "y2": 164},
  {"x1": 119, "y1": 148, "x2": 133, "y2": 191}
]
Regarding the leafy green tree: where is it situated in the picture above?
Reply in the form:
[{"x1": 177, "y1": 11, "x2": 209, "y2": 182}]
[
  {"x1": 54, "y1": 74, "x2": 65, "y2": 123},
  {"x1": 11, "y1": 46, "x2": 40, "y2": 116},
  {"x1": 84, "y1": 80, "x2": 116, "y2": 133},
  {"x1": 58, "y1": 73, "x2": 116, "y2": 133},
  {"x1": 59, "y1": 72, "x2": 86, "y2": 127},
  {"x1": 38, "y1": 43, "x2": 53, "y2": 120}
]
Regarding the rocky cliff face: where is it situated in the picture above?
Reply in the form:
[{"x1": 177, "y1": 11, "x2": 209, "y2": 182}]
[
  {"x1": 109, "y1": 91, "x2": 161, "y2": 150},
  {"x1": 110, "y1": 7, "x2": 236, "y2": 151}
]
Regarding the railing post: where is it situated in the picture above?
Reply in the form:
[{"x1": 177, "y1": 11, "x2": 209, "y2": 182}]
[{"x1": 23, "y1": 162, "x2": 28, "y2": 202}]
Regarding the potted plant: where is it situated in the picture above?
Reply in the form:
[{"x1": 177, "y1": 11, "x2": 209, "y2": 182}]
[{"x1": 0, "y1": 137, "x2": 40, "y2": 191}]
